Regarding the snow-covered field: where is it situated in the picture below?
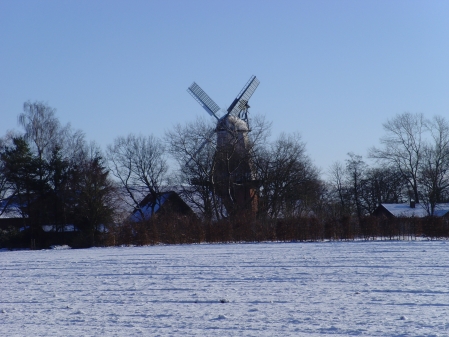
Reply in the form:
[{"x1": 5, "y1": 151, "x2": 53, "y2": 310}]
[{"x1": 1, "y1": 241, "x2": 449, "y2": 336}]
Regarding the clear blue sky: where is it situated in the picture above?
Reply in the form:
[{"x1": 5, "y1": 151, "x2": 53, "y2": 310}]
[{"x1": 1, "y1": 0, "x2": 448, "y2": 175}]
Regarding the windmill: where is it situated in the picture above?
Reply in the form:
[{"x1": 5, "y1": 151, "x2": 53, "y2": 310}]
[{"x1": 187, "y1": 75, "x2": 260, "y2": 217}]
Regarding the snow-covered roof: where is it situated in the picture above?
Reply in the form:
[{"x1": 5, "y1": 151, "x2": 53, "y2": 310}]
[
  {"x1": 0, "y1": 199, "x2": 23, "y2": 219},
  {"x1": 381, "y1": 203, "x2": 449, "y2": 217},
  {"x1": 129, "y1": 192, "x2": 171, "y2": 222},
  {"x1": 128, "y1": 187, "x2": 225, "y2": 222}
]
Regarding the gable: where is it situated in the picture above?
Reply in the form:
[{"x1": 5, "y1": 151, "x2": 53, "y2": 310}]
[{"x1": 129, "y1": 191, "x2": 194, "y2": 222}]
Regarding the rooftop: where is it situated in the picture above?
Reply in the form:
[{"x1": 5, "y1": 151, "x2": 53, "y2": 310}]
[{"x1": 381, "y1": 203, "x2": 449, "y2": 217}]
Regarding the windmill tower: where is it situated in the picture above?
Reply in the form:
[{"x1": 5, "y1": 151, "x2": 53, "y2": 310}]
[{"x1": 187, "y1": 76, "x2": 260, "y2": 218}]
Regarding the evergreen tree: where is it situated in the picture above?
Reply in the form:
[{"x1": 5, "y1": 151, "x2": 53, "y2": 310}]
[{"x1": 72, "y1": 149, "x2": 117, "y2": 247}]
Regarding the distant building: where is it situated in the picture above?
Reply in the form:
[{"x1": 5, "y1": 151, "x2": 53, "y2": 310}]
[
  {"x1": 373, "y1": 202, "x2": 449, "y2": 218},
  {"x1": 0, "y1": 197, "x2": 78, "y2": 232},
  {"x1": 129, "y1": 191, "x2": 195, "y2": 222},
  {"x1": 0, "y1": 198, "x2": 25, "y2": 230}
]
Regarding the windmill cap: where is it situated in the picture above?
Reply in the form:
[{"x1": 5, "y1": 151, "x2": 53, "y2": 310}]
[{"x1": 218, "y1": 115, "x2": 249, "y2": 132}]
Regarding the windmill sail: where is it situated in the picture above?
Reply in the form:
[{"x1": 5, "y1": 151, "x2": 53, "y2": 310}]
[
  {"x1": 226, "y1": 76, "x2": 260, "y2": 117},
  {"x1": 187, "y1": 82, "x2": 221, "y2": 120}
]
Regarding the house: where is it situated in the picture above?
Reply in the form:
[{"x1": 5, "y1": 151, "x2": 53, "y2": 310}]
[
  {"x1": 0, "y1": 197, "x2": 78, "y2": 232},
  {"x1": 0, "y1": 198, "x2": 25, "y2": 230},
  {"x1": 373, "y1": 202, "x2": 449, "y2": 218},
  {"x1": 129, "y1": 191, "x2": 195, "y2": 222}
]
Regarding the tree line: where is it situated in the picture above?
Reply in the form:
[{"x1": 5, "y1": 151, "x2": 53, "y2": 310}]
[
  {"x1": 1, "y1": 102, "x2": 449, "y2": 248},
  {"x1": 328, "y1": 113, "x2": 449, "y2": 219},
  {"x1": 0, "y1": 102, "x2": 117, "y2": 248}
]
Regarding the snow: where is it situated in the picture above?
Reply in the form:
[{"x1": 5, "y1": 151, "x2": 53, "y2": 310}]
[
  {"x1": 49, "y1": 245, "x2": 72, "y2": 250},
  {"x1": 1, "y1": 241, "x2": 449, "y2": 336}
]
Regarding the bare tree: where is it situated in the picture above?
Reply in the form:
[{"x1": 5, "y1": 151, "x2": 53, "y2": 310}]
[
  {"x1": 328, "y1": 154, "x2": 406, "y2": 217},
  {"x1": 361, "y1": 166, "x2": 406, "y2": 212},
  {"x1": 166, "y1": 117, "x2": 222, "y2": 221},
  {"x1": 327, "y1": 161, "x2": 351, "y2": 216},
  {"x1": 247, "y1": 115, "x2": 272, "y2": 151},
  {"x1": 60, "y1": 128, "x2": 86, "y2": 164},
  {"x1": 255, "y1": 132, "x2": 321, "y2": 219},
  {"x1": 18, "y1": 101, "x2": 69, "y2": 162},
  {"x1": 345, "y1": 153, "x2": 367, "y2": 220},
  {"x1": 419, "y1": 116, "x2": 449, "y2": 214},
  {"x1": 107, "y1": 134, "x2": 168, "y2": 220},
  {"x1": 370, "y1": 112, "x2": 426, "y2": 203}
]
